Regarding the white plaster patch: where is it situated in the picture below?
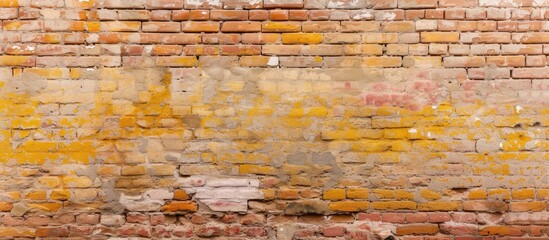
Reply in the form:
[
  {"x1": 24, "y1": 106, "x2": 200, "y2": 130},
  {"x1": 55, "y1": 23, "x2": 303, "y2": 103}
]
[
  {"x1": 267, "y1": 56, "x2": 279, "y2": 66},
  {"x1": 408, "y1": 128, "x2": 417, "y2": 134},
  {"x1": 382, "y1": 12, "x2": 396, "y2": 20},
  {"x1": 515, "y1": 105, "x2": 523, "y2": 113}
]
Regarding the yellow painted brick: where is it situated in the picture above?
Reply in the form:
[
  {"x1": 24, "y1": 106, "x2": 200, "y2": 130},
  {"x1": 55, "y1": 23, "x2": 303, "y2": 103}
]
[
  {"x1": 262, "y1": 189, "x2": 276, "y2": 200},
  {"x1": 26, "y1": 191, "x2": 47, "y2": 200},
  {"x1": 362, "y1": 44, "x2": 384, "y2": 55},
  {"x1": 23, "y1": 68, "x2": 68, "y2": 79},
  {"x1": 329, "y1": 201, "x2": 369, "y2": 212},
  {"x1": 371, "y1": 201, "x2": 417, "y2": 210},
  {"x1": 323, "y1": 189, "x2": 346, "y2": 200},
  {"x1": 0, "y1": 56, "x2": 35, "y2": 67},
  {"x1": 347, "y1": 188, "x2": 369, "y2": 199},
  {"x1": 372, "y1": 189, "x2": 395, "y2": 199},
  {"x1": 538, "y1": 189, "x2": 549, "y2": 200},
  {"x1": 420, "y1": 189, "x2": 441, "y2": 200},
  {"x1": 239, "y1": 164, "x2": 276, "y2": 175},
  {"x1": 50, "y1": 189, "x2": 71, "y2": 200},
  {"x1": 27, "y1": 202, "x2": 63, "y2": 212},
  {"x1": 418, "y1": 201, "x2": 462, "y2": 211},
  {"x1": 282, "y1": 33, "x2": 323, "y2": 44},
  {"x1": 395, "y1": 190, "x2": 415, "y2": 200},
  {"x1": 512, "y1": 189, "x2": 535, "y2": 200},
  {"x1": 421, "y1": 32, "x2": 460, "y2": 43},
  {"x1": 62, "y1": 176, "x2": 93, "y2": 188},
  {"x1": 38, "y1": 177, "x2": 60, "y2": 188},
  {"x1": 468, "y1": 189, "x2": 487, "y2": 199},
  {"x1": 0, "y1": 0, "x2": 18, "y2": 7}
]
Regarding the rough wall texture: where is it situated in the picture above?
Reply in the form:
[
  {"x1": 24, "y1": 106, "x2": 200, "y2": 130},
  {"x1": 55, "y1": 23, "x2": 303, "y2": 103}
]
[{"x1": 1, "y1": 0, "x2": 549, "y2": 239}]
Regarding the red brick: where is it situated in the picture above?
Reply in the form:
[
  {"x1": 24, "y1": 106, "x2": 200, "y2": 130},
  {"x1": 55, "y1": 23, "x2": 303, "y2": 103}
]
[
  {"x1": 270, "y1": 10, "x2": 289, "y2": 20},
  {"x1": 190, "y1": 10, "x2": 210, "y2": 20},
  {"x1": 172, "y1": 10, "x2": 190, "y2": 20},
  {"x1": 182, "y1": 22, "x2": 219, "y2": 32},
  {"x1": 322, "y1": 226, "x2": 346, "y2": 237},
  {"x1": 211, "y1": 10, "x2": 248, "y2": 20}
]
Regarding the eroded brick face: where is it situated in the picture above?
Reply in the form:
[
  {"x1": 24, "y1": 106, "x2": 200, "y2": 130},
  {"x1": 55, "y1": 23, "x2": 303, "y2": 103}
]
[{"x1": 0, "y1": 0, "x2": 548, "y2": 239}]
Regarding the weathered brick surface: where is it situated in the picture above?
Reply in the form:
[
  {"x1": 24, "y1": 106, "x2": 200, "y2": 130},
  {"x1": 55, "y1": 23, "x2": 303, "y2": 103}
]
[{"x1": 0, "y1": 1, "x2": 549, "y2": 239}]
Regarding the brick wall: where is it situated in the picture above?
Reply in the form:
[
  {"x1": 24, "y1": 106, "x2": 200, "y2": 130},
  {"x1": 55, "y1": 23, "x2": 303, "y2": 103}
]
[{"x1": 1, "y1": 0, "x2": 549, "y2": 239}]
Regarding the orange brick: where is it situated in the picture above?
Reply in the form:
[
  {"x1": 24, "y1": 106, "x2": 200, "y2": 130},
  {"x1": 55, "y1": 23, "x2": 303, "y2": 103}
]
[
  {"x1": 396, "y1": 224, "x2": 439, "y2": 236},
  {"x1": 278, "y1": 188, "x2": 300, "y2": 199},
  {"x1": 0, "y1": 202, "x2": 13, "y2": 211},
  {"x1": 270, "y1": 10, "x2": 289, "y2": 20},
  {"x1": 0, "y1": 0, "x2": 17, "y2": 7},
  {"x1": 161, "y1": 201, "x2": 198, "y2": 212},
  {"x1": 262, "y1": 22, "x2": 301, "y2": 32},
  {"x1": 173, "y1": 190, "x2": 189, "y2": 200},
  {"x1": 282, "y1": 33, "x2": 322, "y2": 44},
  {"x1": 221, "y1": 21, "x2": 261, "y2": 32},
  {"x1": 156, "y1": 56, "x2": 197, "y2": 67}
]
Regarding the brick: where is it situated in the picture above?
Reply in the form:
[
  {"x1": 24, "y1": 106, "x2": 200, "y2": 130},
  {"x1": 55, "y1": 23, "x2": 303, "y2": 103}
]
[
  {"x1": 264, "y1": 0, "x2": 304, "y2": 8},
  {"x1": 399, "y1": 0, "x2": 438, "y2": 9},
  {"x1": 421, "y1": 32, "x2": 460, "y2": 43},
  {"x1": 240, "y1": 56, "x2": 279, "y2": 67},
  {"x1": 182, "y1": 22, "x2": 219, "y2": 32},
  {"x1": 363, "y1": 57, "x2": 402, "y2": 67},
  {"x1": 383, "y1": 21, "x2": 416, "y2": 32},
  {"x1": 323, "y1": 189, "x2": 345, "y2": 200},
  {"x1": 211, "y1": 10, "x2": 248, "y2": 20},
  {"x1": 282, "y1": 33, "x2": 322, "y2": 44},
  {"x1": 509, "y1": 201, "x2": 546, "y2": 212},
  {"x1": 439, "y1": 0, "x2": 478, "y2": 7},
  {"x1": 142, "y1": 22, "x2": 180, "y2": 32},
  {"x1": 0, "y1": 56, "x2": 36, "y2": 66},
  {"x1": 262, "y1": 22, "x2": 301, "y2": 32},
  {"x1": 418, "y1": 201, "x2": 462, "y2": 211},
  {"x1": 270, "y1": 10, "x2": 289, "y2": 20},
  {"x1": 444, "y1": 56, "x2": 486, "y2": 67},
  {"x1": 145, "y1": 0, "x2": 183, "y2": 9},
  {"x1": 480, "y1": 226, "x2": 523, "y2": 236},
  {"x1": 328, "y1": 201, "x2": 369, "y2": 212},
  {"x1": 322, "y1": 226, "x2": 345, "y2": 237},
  {"x1": 396, "y1": 224, "x2": 439, "y2": 235},
  {"x1": 221, "y1": 22, "x2": 261, "y2": 32},
  {"x1": 461, "y1": 32, "x2": 511, "y2": 43}
]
